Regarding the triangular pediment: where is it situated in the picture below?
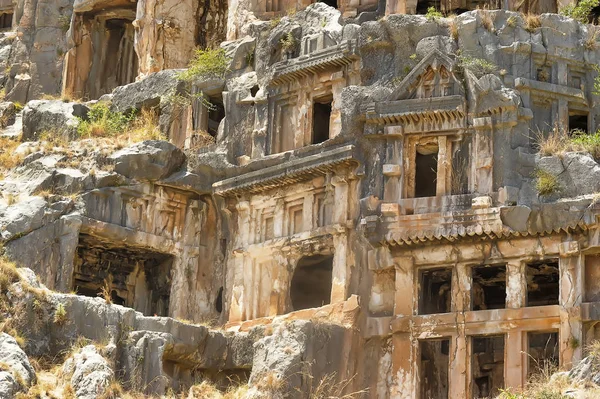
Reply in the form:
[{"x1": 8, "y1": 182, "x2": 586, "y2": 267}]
[{"x1": 390, "y1": 49, "x2": 463, "y2": 101}]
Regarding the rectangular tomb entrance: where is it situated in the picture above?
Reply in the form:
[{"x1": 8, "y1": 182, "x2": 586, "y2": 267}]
[{"x1": 72, "y1": 234, "x2": 173, "y2": 316}]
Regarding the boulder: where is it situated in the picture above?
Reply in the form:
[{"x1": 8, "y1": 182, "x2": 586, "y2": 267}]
[
  {"x1": 22, "y1": 100, "x2": 89, "y2": 141},
  {"x1": 109, "y1": 70, "x2": 187, "y2": 114},
  {"x1": 109, "y1": 140, "x2": 186, "y2": 181},
  {"x1": 0, "y1": 333, "x2": 36, "y2": 389},
  {"x1": 63, "y1": 345, "x2": 113, "y2": 399},
  {"x1": 0, "y1": 102, "x2": 16, "y2": 128}
]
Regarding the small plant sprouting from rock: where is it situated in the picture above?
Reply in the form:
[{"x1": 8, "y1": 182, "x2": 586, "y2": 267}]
[
  {"x1": 53, "y1": 303, "x2": 68, "y2": 325},
  {"x1": 280, "y1": 31, "x2": 297, "y2": 53},
  {"x1": 77, "y1": 102, "x2": 135, "y2": 138},
  {"x1": 524, "y1": 13, "x2": 541, "y2": 33},
  {"x1": 177, "y1": 48, "x2": 230, "y2": 82},
  {"x1": 535, "y1": 169, "x2": 561, "y2": 196},
  {"x1": 560, "y1": 0, "x2": 600, "y2": 23},
  {"x1": 426, "y1": 6, "x2": 443, "y2": 21},
  {"x1": 457, "y1": 55, "x2": 497, "y2": 78}
]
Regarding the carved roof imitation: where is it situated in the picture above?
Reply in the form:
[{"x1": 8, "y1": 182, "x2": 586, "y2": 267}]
[
  {"x1": 270, "y1": 40, "x2": 359, "y2": 85},
  {"x1": 363, "y1": 49, "x2": 467, "y2": 127},
  {"x1": 213, "y1": 145, "x2": 359, "y2": 196},
  {"x1": 389, "y1": 49, "x2": 463, "y2": 101}
]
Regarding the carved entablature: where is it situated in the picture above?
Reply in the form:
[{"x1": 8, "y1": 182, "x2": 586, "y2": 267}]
[
  {"x1": 81, "y1": 184, "x2": 201, "y2": 244},
  {"x1": 363, "y1": 49, "x2": 467, "y2": 136},
  {"x1": 270, "y1": 39, "x2": 359, "y2": 86}
]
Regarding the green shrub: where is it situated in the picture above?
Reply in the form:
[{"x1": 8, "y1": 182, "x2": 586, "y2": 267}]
[
  {"x1": 535, "y1": 169, "x2": 561, "y2": 196},
  {"x1": 457, "y1": 55, "x2": 497, "y2": 78},
  {"x1": 560, "y1": 0, "x2": 599, "y2": 23},
  {"x1": 426, "y1": 6, "x2": 443, "y2": 20},
  {"x1": 77, "y1": 102, "x2": 134, "y2": 138},
  {"x1": 177, "y1": 48, "x2": 230, "y2": 82},
  {"x1": 53, "y1": 303, "x2": 68, "y2": 325},
  {"x1": 569, "y1": 130, "x2": 600, "y2": 160}
]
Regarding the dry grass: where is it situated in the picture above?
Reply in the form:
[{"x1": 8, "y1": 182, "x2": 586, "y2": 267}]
[
  {"x1": 124, "y1": 108, "x2": 165, "y2": 143},
  {"x1": 524, "y1": 13, "x2": 541, "y2": 33},
  {"x1": 100, "y1": 278, "x2": 113, "y2": 304},
  {"x1": 0, "y1": 256, "x2": 21, "y2": 292},
  {"x1": 535, "y1": 124, "x2": 600, "y2": 161},
  {"x1": 448, "y1": 18, "x2": 459, "y2": 41},
  {"x1": 535, "y1": 169, "x2": 561, "y2": 196},
  {"x1": 306, "y1": 372, "x2": 368, "y2": 399},
  {"x1": 480, "y1": 10, "x2": 494, "y2": 32},
  {"x1": 187, "y1": 130, "x2": 216, "y2": 150},
  {"x1": 53, "y1": 303, "x2": 68, "y2": 326},
  {"x1": 585, "y1": 26, "x2": 600, "y2": 50},
  {"x1": 0, "y1": 136, "x2": 22, "y2": 171}
]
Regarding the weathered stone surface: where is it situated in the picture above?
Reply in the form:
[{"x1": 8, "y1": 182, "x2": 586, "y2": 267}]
[
  {"x1": 109, "y1": 140, "x2": 185, "y2": 181},
  {"x1": 22, "y1": 100, "x2": 88, "y2": 141},
  {"x1": 63, "y1": 345, "x2": 113, "y2": 399},
  {"x1": 109, "y1": 70, "x2": 186, "y2": 114},
  {"x1": 0, "y1": 333, "x2": 36, "y2": 387}
]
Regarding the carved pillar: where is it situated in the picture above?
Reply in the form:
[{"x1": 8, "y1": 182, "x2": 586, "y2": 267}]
[
  {"x1": 394, "y1": 256, "x2": 414, "y2": 316},
  {"x1": 274, "y1": 198, "x2": 284, "y2": 238},
  {"x1": 453, "y1": 263, "x2": 470, "y2": 312},
  {"x1": 449, "y1": 327, "x2": 468, "y2": 398},
  {"x1": 383, "y1": 128, "x2": 403, "y2": 203},
  {"x1": 331, "y1": 233, "x2": 348, "y2": 303},
  {"x1": 303, "y1": 193, "x2": 314, "y2": 231},
  {"x1": 559, "y1": 241, "x2": 584, "y2": 368},
  {"x1": 331, "y1": 175, "x2": 349, "y2": 225},
  {"x1": 390, "y1": 332, "x2": 416, "y2": 399},
  {"x1": 436, "y1": 135, "x2": 450, "y2": 196},
  {"x1": 506, "y1": 260, "x2": 526, "y2": 309},
  {"x1": 505, "y1": 329, "x2": 525, "y2": 390}
]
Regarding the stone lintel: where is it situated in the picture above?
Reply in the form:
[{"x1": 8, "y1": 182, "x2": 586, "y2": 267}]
[
  {"x1": 79, "y1": 216, "x2": 182, "y2": 255},
  {"x1": 515, "y1": 77, "x2": 586, "y2": 103},
  {"x1": 270, "y1": 40, "x2": 359, "y2": 86},
  {"x1": 213, "y1": 145, "x2": 358, "y2": 196},
  {"x1": 389, "y1": 306, "x2": 560, "y2": 335}
]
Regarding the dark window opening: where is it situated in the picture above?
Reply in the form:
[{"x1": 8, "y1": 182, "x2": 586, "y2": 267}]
[
  {"x1": 526, "y1": 260, "x2": 559, "y2": 307},
  {"x1": 472, "y1": 265, "x2": 506, "y2": 311},
  {"x1": 208, "y1": 95, "x2": 225, "y2": 137},
  {"x1": 419, "y1": 268, "x2": 452, "y2": 315},
  {"x1": 472, "y1": 336, "x2": 505, "y2": 399},
  {"x1": 73, "y1": 234, "x2": 173, "y2": 316},
  {"x1": 420, "y1": 339, "x2": 450, "y2": 399},
  {"x1": 527, "y1": 332, "x2": 559, "y2": 377},
  {"x1": 569, "y1": 112, "x2": 588, "y2": 134},
  {"x1": 250, "y1": 85, "x2": 259, "y2": 97},
  {"x1": 415, "y1": 146, "x2": 438, "y2": 198},
  {"x1": 589, "y1": 5, "x2": 600, "y2": 23},
  {"x1": 312, "y1": 97, "x2": 332, "y2": 144},
  {"x1": 0, "y1": 13, "x2": 12, "y2": 29},
  {"x1": 215, "y1": 287, "x2": 223, "y2": 313},
  {"x1": 416, "y1": 0, "x2": 440, "y2": 15},
  {"x1": 322, "y1": 0, "x2": 339, "y2": 8},
  {"x1": 290, "y1": 255, "x2": 333, "y2": 311}
]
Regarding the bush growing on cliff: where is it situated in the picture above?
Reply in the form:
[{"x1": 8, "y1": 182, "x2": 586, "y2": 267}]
[
  {"x1": 77, "y1": 103, "x2": 134, "y2": 138},
  {"x1": 178, "y1": 48, "x2": 230, "y2": 82},
  {"x1": 457, "y1": 55, "x2": 497, "y2": 78},
  {"x1": 535, "y1": 169, "x2": 561, "y2": 196},
  {"x1": 560, "y1": 0, "x2": 600, "y2": 23}
]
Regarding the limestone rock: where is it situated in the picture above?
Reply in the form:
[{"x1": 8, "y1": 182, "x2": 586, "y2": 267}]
[
  {"x1": 0, "y1": 333, "x2": 36, "y2": 388},
  {"x1": 63, "y1": 345, "x2": 113, "y2": 399},
  {"x1": 22, "y1": 100, "x2": 88, "y2": 141},
  {"x1": 0, "y1": 102, "x2": 16, "y2": 128},
  {"x1": 0, "y1": 196, "x2": 50, "y2": 240},
  {"x1": 109, "y1": 140, "x2": 186, "y2": 181},
  {"x1": 109, "y1": 70, "x2": 187, "y2": 114}
]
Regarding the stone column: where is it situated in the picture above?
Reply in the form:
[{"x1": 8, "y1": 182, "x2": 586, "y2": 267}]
[
  {"x1": 394, "y1": 256, "x2": 414, "y2": 316},
  {"x1": 436, "y1": 136, "x2": 449, "y2": 196},
  {"x1": 453, "y1": 263, "x2": 470, "y2": 312},
  {"x1": 331, "y1": 234, "x2": 348, "y2": 303},
  {"x1": 390, "y1": 332, "x2": 416, "y2": 399},
  {"x1": 505, "y1": 329, "x2": 525, "y2": 390},
  {"x1": 449, "y1": 326, "x2": 468, "y2": 398},
  {"x1": 559, "y1": 241, "x2": 584, "y2": 368},
  {"x1": 331, "y1": 175, "x2": 349, "y2": 225},
  {"x1": 506, "y1": 260, "x2": 526, "y2": 309}
]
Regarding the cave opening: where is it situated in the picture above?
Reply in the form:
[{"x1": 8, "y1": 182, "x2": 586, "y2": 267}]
[
  {"x1": 73, "y1": 234, "x2": 173, "y2": 316},
  {"x1": 312, "y1": 96, "x2": 332, "y2": 144},
  {"x1": 526, "y1": 260, "x2": 559, "y2": 307},
  {"x1": 472, "y1": 335, "x2": 505, "y2": 398},
  {"x1": 419, "y1": 267, "x2": 452, "y2": 315},
  {"x1": 527, "y1": 332, "x2": 559, "y2": 377},
  {"x1": 472, "y1": 265, "x2": 506, "y2": 311},
  {"x1": 419, "y1": 339, "x2": 450, "y2": 399},
  {"x1": 290, "y1": 254, "x2": 333, "y2": 311}
]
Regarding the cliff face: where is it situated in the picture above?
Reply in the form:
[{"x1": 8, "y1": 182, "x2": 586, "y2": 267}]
[{"x1": 2, "y1": 0, "x2": 600, "y2": 398}]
